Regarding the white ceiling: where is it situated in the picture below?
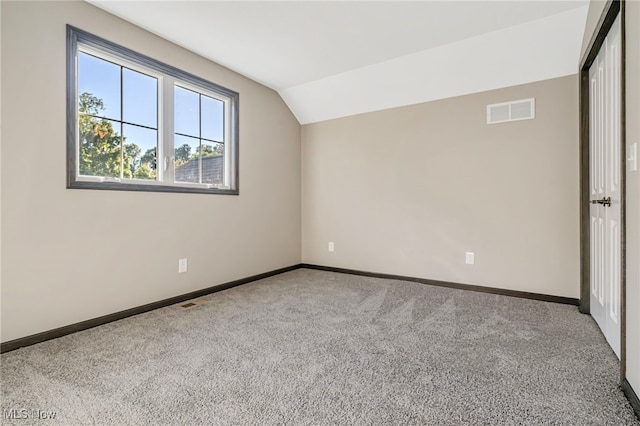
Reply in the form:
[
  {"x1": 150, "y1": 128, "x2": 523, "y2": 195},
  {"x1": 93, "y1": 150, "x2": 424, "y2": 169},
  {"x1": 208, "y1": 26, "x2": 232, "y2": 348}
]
[{"x1": 88, "y1": 1, "x2": 590, "y2": 124}]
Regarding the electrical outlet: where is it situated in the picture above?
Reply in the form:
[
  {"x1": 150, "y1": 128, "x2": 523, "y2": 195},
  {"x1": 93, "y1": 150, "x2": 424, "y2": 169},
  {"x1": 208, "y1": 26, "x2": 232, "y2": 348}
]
[
  {"x1": 178, "y1": 258, "x2": 188, "y2": 273},
  {"x1": 465, "y1": 252, "x2": 475, "y2": 265},
  {"x1": 328, "y1": 242, "x2": 335, "y2": 252}
]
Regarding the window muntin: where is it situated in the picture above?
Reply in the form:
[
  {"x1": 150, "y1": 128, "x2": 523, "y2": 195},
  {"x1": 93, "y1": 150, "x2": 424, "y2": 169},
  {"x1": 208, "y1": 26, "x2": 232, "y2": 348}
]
[{"x1": 67, "y1": 26, "x2": 239, "y2": 195}]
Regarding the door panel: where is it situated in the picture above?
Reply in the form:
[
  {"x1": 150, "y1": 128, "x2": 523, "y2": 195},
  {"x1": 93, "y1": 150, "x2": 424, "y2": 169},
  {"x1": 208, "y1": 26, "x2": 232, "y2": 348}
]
[{"x1": 589, "y1": 15, "x2": 621, "y2": 358}]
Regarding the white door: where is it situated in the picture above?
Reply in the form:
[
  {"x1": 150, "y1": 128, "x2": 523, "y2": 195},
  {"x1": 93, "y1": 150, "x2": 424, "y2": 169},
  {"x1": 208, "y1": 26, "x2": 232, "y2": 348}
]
[{"x1": 589, "y1": 16, "x2": 622, "y2": 358}]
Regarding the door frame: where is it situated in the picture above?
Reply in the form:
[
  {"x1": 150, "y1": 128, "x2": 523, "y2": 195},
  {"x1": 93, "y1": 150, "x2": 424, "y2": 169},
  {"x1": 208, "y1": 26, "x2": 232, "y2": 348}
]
[{"x1": 579, "y1": 0, "x2": 626, "y2": 382}]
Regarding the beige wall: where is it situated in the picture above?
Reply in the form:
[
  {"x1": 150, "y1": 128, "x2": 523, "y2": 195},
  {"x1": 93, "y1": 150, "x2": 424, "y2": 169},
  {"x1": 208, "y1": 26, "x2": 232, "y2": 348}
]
[
  {"x1": 0, "y1": 1, "x2": 301, "y2": 342},
  {"x1": 302, "y1": 75, "x2": 579, "y2": 298},
  {"x1": 624, "y1": 0, "x2": 640, "y2": 396}
]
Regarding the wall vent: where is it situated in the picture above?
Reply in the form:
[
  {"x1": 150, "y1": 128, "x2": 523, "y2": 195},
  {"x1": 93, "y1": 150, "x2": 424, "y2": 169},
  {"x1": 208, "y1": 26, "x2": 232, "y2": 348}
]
[{"x1": 487, "y1": 98, "x2": 535, "y2": 124}]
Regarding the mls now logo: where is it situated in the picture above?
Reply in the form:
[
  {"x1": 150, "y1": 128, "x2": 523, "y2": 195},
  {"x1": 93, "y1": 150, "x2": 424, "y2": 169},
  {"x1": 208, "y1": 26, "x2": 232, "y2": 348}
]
[{"x1": 3, "y1": 408, "x2": 57, "y2": 420}]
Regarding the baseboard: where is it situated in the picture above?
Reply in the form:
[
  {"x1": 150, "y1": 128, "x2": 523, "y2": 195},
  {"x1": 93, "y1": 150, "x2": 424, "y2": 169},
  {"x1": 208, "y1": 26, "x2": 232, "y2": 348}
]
[
  {"x1": 0, "y1": 264, "x2": 301, "y2": 354},
  {"x1": 300, "y1": 264, "x2": 580, "y2": 306},
  {"x1": 623, "y1": 379, "x2": 640, "y2": 421},
  {"x1": 0, "y1": 262, "x2": 581, "y2": 354}
]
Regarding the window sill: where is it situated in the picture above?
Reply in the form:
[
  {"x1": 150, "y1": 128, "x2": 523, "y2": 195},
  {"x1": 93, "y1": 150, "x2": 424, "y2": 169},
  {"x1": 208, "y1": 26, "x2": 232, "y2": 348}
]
[{"x1": 67, "y1": 180, "x2": 239, "y2": 195}]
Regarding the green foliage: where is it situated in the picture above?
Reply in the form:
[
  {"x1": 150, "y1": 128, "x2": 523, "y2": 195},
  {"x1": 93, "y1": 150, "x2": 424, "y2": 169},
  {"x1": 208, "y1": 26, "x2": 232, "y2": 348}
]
[
  {"x1": 124, "y1": 143, "x2": 141, "y2": 166},
  {"x1": 79, "y1": 92, "x2": 157, "y2": 180},
  {"x1": 78, "y1": 93, "x2": 132, "y2": 179},
  {"x1": 175, "y1": 144, "x2": 192, "y2": 167},
  {"x1": 140, "y1": 147, "x2": 157, "y2": 171},
  {"x1": 133, "y1": 163, "x2": 155, "y2": 180},
  {"x1": 201, "y1": 143, "x2": 223, "y2": 157}
]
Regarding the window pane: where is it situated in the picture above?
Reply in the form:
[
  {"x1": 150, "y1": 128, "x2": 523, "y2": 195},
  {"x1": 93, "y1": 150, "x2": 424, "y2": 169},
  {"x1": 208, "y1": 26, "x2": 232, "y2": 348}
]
[
  {"x1": 202, "y1": 142, "x2": 224, "y2": 185},
  {"x1": 78, "y1": 52, "x2": 121, "y2": 120},
  {"x1": 174, "y1": 134, "x2": 199, "y2": 183},
  {"x1": 123, "y1": 68, "x2": 157, "y2": 129},
  {"x1": 174, "y1": 86, "x2": 199, "y2": 137},
  {"x1": 201, "y1": 95, "x2": 224, "y2": 142},
  {"x1": 78, "y1": 117, "x2": 122, "y2": 178},
  {"x1": 123, "y1": 124, "x2": 157, "y2": 180}
]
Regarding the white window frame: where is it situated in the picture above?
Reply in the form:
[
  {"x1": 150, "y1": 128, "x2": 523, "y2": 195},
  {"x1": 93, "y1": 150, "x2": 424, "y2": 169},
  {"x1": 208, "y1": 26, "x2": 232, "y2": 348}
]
[
  {"x1": 171, "y1": 80, "x2": 233, "y2": 188},
  {"x1": 67, "y1": 25, "x2": 239, "y2": 195}
]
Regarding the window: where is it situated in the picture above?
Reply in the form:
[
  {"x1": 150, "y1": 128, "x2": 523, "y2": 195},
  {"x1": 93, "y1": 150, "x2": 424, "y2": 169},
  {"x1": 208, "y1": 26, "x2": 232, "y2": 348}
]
[{"x1": 67, "y1": 26, "x2": 239, "y2": 194}]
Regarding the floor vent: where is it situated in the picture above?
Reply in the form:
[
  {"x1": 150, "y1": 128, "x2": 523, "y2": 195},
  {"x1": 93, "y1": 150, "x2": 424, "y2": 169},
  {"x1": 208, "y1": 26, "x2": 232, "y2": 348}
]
[{"x1": 487, "y1": 98, "x2": 535, "y2": 124}]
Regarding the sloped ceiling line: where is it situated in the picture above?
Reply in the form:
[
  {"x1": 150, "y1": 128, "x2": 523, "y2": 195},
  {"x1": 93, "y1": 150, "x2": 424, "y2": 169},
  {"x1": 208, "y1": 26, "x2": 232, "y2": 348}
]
[
  {"x1": 88, "y1": 1, "x2": 590, "y2": 124},
  {"x1": 281, "y1": 6, "x2": 590, "y2": 124}
]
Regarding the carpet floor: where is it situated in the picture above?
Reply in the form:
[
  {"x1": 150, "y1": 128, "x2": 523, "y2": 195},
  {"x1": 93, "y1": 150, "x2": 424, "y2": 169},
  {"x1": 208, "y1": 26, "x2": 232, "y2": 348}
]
[{"x1": 1, "y1": 269, "x2": 639, "y2": 425}]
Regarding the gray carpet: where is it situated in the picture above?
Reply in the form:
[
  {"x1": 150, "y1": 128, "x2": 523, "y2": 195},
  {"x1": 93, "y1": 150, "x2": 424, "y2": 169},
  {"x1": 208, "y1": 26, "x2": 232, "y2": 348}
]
[{"x1": 1, "y1": 269, "x2": 638, "y2": 425}]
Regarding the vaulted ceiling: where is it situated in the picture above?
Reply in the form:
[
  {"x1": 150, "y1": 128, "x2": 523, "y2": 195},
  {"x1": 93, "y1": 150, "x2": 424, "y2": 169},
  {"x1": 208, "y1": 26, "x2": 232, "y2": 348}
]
[{"x1": 89, "y1": 1, "x2": 589, "y2": 124}]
